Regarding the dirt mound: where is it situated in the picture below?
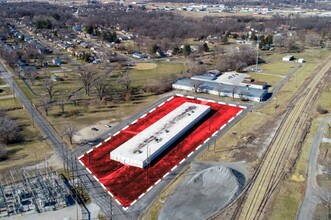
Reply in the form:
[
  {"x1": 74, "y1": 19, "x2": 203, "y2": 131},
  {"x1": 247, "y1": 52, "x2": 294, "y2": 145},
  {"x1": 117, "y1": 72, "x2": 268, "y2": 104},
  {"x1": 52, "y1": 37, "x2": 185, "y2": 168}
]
[{"x1": 159, "y1": 162, "x2": 245, "y2": 220}]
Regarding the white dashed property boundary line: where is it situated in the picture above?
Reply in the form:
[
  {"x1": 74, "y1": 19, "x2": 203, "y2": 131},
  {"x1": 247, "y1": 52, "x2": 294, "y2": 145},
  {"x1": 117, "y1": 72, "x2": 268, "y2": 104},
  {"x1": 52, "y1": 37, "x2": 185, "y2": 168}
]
[
  {"x1": 149, "y1": 107, "x2": 156, "y2": 113},
  {"x1": 228, "y1": 117, "x2": 235, "y2": 123},
  {"x1": 76, "y1": 94, "x2": 246, "y2": 210},
  {"x1": 239, "y1": 105, "x2": 247, "y2": 109},
  {"x1": 130, "y1": 200, "x2": 137, "y2": 206},
  {"x1": 138, "y1": 193, "x2": 145, "y2": 199},
  {"x1": 122, "y1": 125, "x2": 129, "y2": 130},
  {"x1": 167, "y1": 96, "x2": 174, "y2": 101},
  {"x1": 196, "y1": 144, "x2": 203, "y2": 151},
  {"x1": 78, "y1": 159, "x2": 84, "y2": 166},
  {"x1": 203, "y1": 137, "x2": 210, "y2": 144},
  {"x1": 146, "y1": 186, "x2": 153, "y2": 193},
  {"x1": 87, "y1": 148, "x2": 93, "y2": 154},
  {"x1": 155, "y1": 179, "x2": 161, "y2": 185},
  {"x1": 78, "y1": 154, "x2": 84, "y2": 160},
  {"x1": 163, "y1": 172, "x2": 170, "y2": 178},
  {"x1": 236, "y1": 110, "x2": 243, "y2": 116},
  {"x1": 96, "y1": 143, "x2": 102, "y2": 148},
  {"x1": 171, "y1": 165, "x2": 177, "y2": 171},
  {"x1": 115, "y1": 199, "x2": 121, "y2": 205},
  {"x1": 101, "y1": 184, "x2": 107, "y2": 190},
  {"x1": 229, "y1": 103, "x2": 236, "y2": 107},
  {"x1": 93, "y1": 175, "x2": 99, "y2": 182},
  {"x1": 107, "y1": 191, "x2": 114, "y2": 197},
  {"x1": 86, "y1": 168, "x2": 92, "y2": 174}
]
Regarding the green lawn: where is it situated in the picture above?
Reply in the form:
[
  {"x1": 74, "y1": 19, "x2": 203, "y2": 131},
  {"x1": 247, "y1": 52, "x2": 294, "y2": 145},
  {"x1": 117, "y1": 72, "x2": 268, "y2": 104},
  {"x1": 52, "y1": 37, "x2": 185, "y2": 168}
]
[
  {"x1": 129, "y1": 61, "x2": 186, "y2": 88},
  {"x1": 0, "y1": 106, "x2": 53, "y2": 171},
  {"x1": 0, "y1": 97, "x2": 21, "y2": 109},
  {"x1": 0, "y1": 87, "x2": 13, "y2": 96}
]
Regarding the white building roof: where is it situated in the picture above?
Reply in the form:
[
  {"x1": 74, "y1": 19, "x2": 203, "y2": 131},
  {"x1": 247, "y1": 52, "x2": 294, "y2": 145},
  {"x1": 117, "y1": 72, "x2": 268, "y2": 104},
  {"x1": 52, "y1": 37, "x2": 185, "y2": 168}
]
[
  {"x1": 110, "y1": 102, "x2": 210, "y2": 168},
  {"x1": 214, "y1": 72, "x2": 248, "y2": 85}
]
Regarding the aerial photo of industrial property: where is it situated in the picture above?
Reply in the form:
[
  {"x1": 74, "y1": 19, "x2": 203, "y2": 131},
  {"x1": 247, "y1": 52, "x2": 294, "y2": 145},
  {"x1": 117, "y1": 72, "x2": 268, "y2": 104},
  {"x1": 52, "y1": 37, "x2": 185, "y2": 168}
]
[{"x1": 0, "y1": 0, "x2": 330, "y2": 219}]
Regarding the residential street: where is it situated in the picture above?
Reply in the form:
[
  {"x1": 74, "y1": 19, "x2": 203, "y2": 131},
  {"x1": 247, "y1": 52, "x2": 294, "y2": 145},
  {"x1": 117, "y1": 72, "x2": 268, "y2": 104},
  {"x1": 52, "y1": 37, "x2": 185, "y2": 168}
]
[{"x1": 297, "y1": 116, "x2": 331, "y2": 220}]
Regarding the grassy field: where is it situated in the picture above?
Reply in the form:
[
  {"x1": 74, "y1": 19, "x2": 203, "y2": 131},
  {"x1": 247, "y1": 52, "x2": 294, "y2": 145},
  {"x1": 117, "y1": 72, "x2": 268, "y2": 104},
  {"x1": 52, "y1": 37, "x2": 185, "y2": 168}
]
[
  {"x1": 128, "y1": 61, "x2": 186, "y2": 88},
  {"x1": 0, "y1": 99, "x2": 53, "y2": 171},
  {"x1": 0, "y1": 97, "x2": 22, "y2": 109},
  {"x1": 0, "y1": 86, "x2": 13, "y2": 96}
]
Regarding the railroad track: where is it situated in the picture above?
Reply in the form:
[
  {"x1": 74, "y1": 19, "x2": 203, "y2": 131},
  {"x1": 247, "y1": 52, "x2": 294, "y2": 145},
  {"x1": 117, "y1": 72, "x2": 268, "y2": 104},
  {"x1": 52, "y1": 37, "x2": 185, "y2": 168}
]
[{"x1": 236, "y1": 56, "x2": 331, "y2": 220}]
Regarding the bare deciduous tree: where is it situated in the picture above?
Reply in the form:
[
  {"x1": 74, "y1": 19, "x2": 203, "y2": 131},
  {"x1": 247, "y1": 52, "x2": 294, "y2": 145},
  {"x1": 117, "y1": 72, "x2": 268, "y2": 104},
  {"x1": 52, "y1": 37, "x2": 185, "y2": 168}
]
[
  {"x1": 62, "y1": 124, "x2": 78, "y2": 145},
  {"x1": 0, "y1": 116, "x2": 19, "y2": 144},
  {"x1": 192, "y1": 80, "x2": 203, "y2": 93},
  {"x1": 38, "y1": 98, "x2": 52, "y2": 116},
  {"x1": 41, "y1": 79, "x2": 57, "y2": 102},
  {"x1": 118, "y1": 71, "x2": 131, "y2": 93},
  {"x1": 216, "y1": 83, "x2": 224, "y2": 97},
  {"x1": 58, "y1": 99, "x2": 67, "y2": 114},
  {"x1": 0, "y1": 144, "x2": 8, "y2": 161},
  {"x1": 231, "y1": 85, "x2": 238, "y2": 99},
  {"x1": 69, "y1": 92, "x2": 81, "y2": 106},
  {"x1": 25, "y1": 70, "x2": 38, "y2": 86},
  {"x1": 94, "y1": 80, "x2": 110, "y2": 100},
  {"x1": 78, "y1": 66, "x2": 100, "y2": 96}
]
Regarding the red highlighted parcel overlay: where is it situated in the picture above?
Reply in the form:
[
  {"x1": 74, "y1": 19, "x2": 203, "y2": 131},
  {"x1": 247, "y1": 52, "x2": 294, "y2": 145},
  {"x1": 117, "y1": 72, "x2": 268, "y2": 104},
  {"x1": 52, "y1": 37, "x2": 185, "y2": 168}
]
[{"x1": 79, "y1": 95, "x2": 243, "y2": 208}]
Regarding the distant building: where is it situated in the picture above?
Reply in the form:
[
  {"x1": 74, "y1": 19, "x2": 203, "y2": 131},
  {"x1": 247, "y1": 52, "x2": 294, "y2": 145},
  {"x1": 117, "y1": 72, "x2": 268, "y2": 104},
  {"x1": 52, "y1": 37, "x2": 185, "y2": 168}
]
[
  {"x1": 298, "y1": 58, "x2": 305, "y2": 63},
  {"x1": 282, "y1": 55, "x2": 295, "y2": 62},
  {"x1": 52, "y1": 57, "x2": 62, "y2": 66},
  {"x1": 172, "y1": 71, "x2": 269, "y2": 102}
]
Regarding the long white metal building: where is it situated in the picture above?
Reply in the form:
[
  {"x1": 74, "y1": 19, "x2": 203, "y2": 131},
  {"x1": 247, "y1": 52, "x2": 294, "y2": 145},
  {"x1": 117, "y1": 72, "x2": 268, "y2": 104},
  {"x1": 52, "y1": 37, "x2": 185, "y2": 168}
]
[{"x1": 110, "y1": 102, "x2": 211, "y2": 168}]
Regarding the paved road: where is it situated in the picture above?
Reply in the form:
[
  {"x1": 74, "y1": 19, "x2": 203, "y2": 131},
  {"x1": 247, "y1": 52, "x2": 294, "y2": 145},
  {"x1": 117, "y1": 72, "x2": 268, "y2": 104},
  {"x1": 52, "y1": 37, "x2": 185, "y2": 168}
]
[
  {"x1": 22, "y1": 78, "x2": 39, "y2": 96},
  {"x1": 297, "y1": 116, "x2": 331, "y2": 220}
]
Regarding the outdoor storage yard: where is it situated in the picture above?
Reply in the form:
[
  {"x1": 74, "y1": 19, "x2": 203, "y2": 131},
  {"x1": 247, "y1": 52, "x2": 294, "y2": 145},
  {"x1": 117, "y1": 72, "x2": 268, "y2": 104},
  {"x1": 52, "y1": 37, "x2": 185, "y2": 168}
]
[{"x1": 79, "y1": 95, "x2": 244, "y2": 208}]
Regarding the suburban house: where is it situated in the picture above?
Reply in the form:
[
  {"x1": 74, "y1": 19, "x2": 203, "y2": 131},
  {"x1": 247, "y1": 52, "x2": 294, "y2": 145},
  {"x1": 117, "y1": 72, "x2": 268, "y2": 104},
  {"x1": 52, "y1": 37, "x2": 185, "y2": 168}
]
[
  {"x1": 52, "y1": 57, "x2": 62, "y2": 66},
  {"x1": 172, "y1": 71, "x2": 269, "y2": 102}
]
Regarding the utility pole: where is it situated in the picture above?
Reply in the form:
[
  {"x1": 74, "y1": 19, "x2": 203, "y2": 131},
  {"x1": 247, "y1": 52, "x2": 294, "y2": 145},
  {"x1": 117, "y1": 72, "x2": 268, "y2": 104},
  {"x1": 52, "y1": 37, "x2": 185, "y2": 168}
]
[
  {"x1": 31, "y1": 101, "x2": 34, "y2": 128},
  {"x1": 256, "y1": 34, "x2": 260, "y2": 72}
]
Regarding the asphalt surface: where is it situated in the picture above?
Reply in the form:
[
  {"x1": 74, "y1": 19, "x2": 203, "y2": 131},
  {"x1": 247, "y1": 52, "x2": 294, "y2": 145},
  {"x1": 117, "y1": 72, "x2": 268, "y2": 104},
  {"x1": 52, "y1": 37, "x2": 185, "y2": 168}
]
[{"x1": 297, "y1": 116, "x2": 331, "y2": 220}]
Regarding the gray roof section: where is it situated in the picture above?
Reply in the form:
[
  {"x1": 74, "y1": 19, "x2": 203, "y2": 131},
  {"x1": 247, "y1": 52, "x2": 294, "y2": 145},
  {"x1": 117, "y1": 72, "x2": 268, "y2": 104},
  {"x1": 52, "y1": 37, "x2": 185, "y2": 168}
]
[{"x1": 173, "y1": 78, "x2": 268, "y2": 100}]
